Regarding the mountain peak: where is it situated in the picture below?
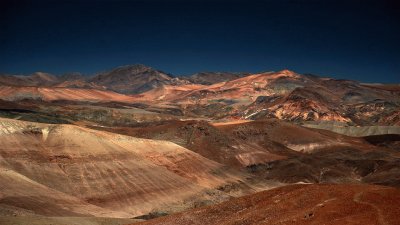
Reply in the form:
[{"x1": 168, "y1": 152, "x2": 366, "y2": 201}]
[
  {"x1": 113, "y1": 64, "x2": 153, "y2": 72},
  {"x1": 97, "y1": 64, "x2": 156, "y2": 77},
  {"x1": 278, "y1": 69, "x2": 297, "y2": 76},
  {"x1": 89, "y1": 64, "x2": 173, "y2": 94}
]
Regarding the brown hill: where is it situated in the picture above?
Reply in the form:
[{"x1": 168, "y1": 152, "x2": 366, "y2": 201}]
[
  {"x1": 89, "y1": 64, "x2": 179, "y2": 94},
  {"x1": 90, "y1": 119, "x2": 400, "y2": 187},
  {"x1": 90, "y1": 120, "x2": 289, "y2": 168},
  {"x1": 0, "y1": 118, "x2": 254, "y2": 218},
  {"x1": 243, "y1": 87, "x2": 350, "y2": 122}
]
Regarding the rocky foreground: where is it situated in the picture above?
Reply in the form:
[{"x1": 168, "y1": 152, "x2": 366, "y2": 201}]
[{"x1": 136, "y1": 183, "x2": 400, "y2": 225}]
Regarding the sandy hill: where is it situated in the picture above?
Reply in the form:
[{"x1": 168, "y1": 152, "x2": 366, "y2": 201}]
[{"x1": 0, "y1": 118, "x2": 254, "y2": 219}]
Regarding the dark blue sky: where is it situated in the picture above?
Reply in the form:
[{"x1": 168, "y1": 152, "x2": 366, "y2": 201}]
[{"x1": 0, "y1": 0, "x2": 399, "y2": 82}]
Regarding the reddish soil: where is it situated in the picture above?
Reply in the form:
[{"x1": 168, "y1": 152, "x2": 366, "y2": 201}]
[{"x1": 136, "y1": 183, "x2": 400, "y2": 225}]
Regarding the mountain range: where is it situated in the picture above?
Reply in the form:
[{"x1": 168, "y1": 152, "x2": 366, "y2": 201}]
[
  {"x1": 0, "y1": 64, "x2": 247, "y2": 93},
  {"x1": 0, "y1": 64, "x2": 399, "y2": 225},
  {"x1": 1, "y1": 64, "x2": 399, "y2": 126}
]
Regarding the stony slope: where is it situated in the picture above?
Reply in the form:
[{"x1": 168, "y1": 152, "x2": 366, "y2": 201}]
[{"x1": 136, "y1": 183, "x2": 400, "y2": 225}]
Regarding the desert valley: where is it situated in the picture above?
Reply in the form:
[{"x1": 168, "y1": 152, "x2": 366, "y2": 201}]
[{"x1": 0, "y1": 64, "x2": 399, "y2": 225}]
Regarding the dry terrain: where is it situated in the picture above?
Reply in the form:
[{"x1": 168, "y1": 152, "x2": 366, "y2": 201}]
[
  {"x1": 0, "y1": 65, "x2": 399, "y2": 225},
  {"x1": 136, "y1": 184, "x2": 400, "y2": 225},
  {"x1": 0, "y1": 118, "x2": 264, "y2": 220}
]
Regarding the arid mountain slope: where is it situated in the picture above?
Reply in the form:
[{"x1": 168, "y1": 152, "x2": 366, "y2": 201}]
[
  {"x1": 1, "y1": 66, "x2": 398, "y2": 125},
  {"x1": 90, "y1": 119, "x2": 400, "y2": 187},
  {"x1": 0, "y1": 66, "x2": 399, "y2": 225},
  {"x1": 134, "y1": 69, "x2": 399, "y2": 125},
  {"x1": 136, "y1": 184, "x2": 400, "y2": 225},
  {"x1": 243, "y1": 87, "x2": 350, "y2": 122},
  {"x1": 90, "y1": 120, "x2": 288, "y2": 168},
  {"x1": 137, "y1": 70, "x2": 301, "y2": 103},
  {"x1": 182, "y1": 72, "x2": 249, "y2": 85},
  {"x1": 89, "y1": 64, "x2": 182, "y2": 94},
  {"x1": 0, "y1": 118, "x2": 253, "y2": 218},
  {"x1": 216, "y1": 121, "x2": 400, "y2": 186}
]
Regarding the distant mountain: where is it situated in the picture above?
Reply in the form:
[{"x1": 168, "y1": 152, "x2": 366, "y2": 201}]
[
  {"x1": 182, "y1": 72, "x2": 249, "y2": 85},
  {"x1": 138, "y1": 69, "x2": 304, "y2": 102},
  {"x1": 136, "y1": 69, "x2": 400, "y2": 125},
  {"x1": 0, "y1": 66, "x2": 399, "y2": 125},
  {"x1": 88, "y1": 64, "x2": 178, "y2": 94},
  {"x1": 0, "y1": 86, "x2": 137, "y2": 102},
  {"x1": 0, "y1": 72, "x2": 59, "y2": 87},
  {"x1": 0, "y1": 71, "x2": 104, "y2": 89},
  {"x1": 0, "y1": 65, "x2": 185, "y2": 93},
  {"x1": 0, "y1": 65, "x2": 251, "y2": 93},
  {"x1": 244, "y1": 87, "x2": 350, "y2": 122},
  {"x1": 55, "y1": 72, "x2": 103, "y2": 89},
  {"x1": 58, "y1": 72, "x2": 84, "y2": 81}
]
